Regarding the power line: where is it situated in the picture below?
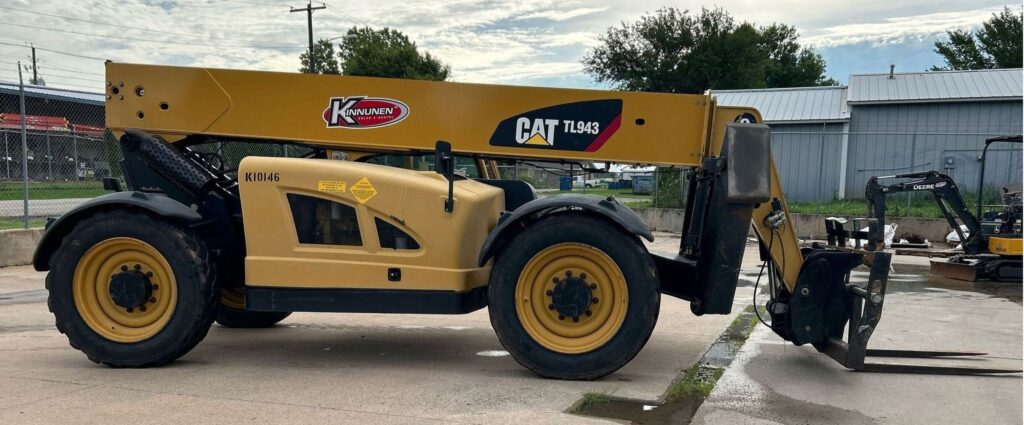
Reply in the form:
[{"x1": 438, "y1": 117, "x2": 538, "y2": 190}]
[
  {"x1": 171, "y1": 0, "x2": 294, "y2": 8},
  {"x1": 0, "y1": 5, "x2": 304, "y2": 48},
  {"x1": 0, "y1": 71, "x2": 102, "y2": 90},
  {"x1": 218, "y1": 0, "x2": 294, "y2": 7},
  {"x1": 0, "y1": 21, "x2": 305, "y2": 50},
  {"x1": 42, "y1": 82, "x2": 103, "y2": 90},
  {"x1": 322, "y1": 2, "x2": 369, "y2": 26},
  {"x1": 0, "y1": 59, "x2": 29, "y2": 69},
  {"x1": 29, "y1": 61, "x2": 105, "y2": 77},
  {"x1": 0, "y1": 40, "x2": 108, "y2": 61},
  {"x1": 37, "y1": 71, "x2": 105, "y2": 83}
]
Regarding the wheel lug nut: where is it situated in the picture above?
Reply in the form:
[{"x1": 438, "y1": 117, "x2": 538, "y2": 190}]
[
  {"x1": 592, "y1": 297, "x2": 599, "y2": 304},
  {"x1": 152, "y1": 284, "x2": 159, "y2": 290},
  {"x1": 565, "y1": 271, "x2": 572, "y2": 277},
  {"x1": 126, "y1": 307, "x2": 133, "y2": 313},
  {"x1": 139, "y1": 305, "x2": 147, "y2": 312},
  {"x1": 149, "y1": 297, "x2": 156, "y2": 303},
  {"x1": 548, "y1": 304, "x2": 555, "y2": 310},
  {"x1": 580, "y1": 273, "x2": 587, "y2": 279},
  {"x1": 134, "y1": 264, "x2": 141, "y2": 271},
  {"x1": 552, "y1": 277, "x2": 559, "y2": 283},
  {"x1": 572, "y1": 317, "x2": 579, "y2": 323},
  {"x1": 120, "y1": 265, "x2": 128, "y2": 271},
  {"x1": 546, "y1": 290, "x2": 553, "y2": 296},
  {"x1": 146, "y1": 272, "x2": 153, "y2": 278},
  {"x1": 585, "y1": 310, "x2": 592, "y2": 316},
  {"x1": 589, "y1": 283, "x2": 597, "y2": 290},
  {"x1": 558, "y1": 315, "x2": 565, "y2": 320}
]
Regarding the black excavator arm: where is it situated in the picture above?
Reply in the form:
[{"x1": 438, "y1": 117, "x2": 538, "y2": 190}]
[{"x1": 864, "y1": 171, "x2": 983, "y2": 253}]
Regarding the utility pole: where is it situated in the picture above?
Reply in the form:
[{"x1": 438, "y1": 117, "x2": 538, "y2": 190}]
[
  {"x1": 291, "y1": 1, "x2": 326, "y2": 73},
  {"x1": 17, "y1": 62, "x2": 29, "y2": 228},
  {"x1": 30, "y1": 45, "x2": 38, "y2": 85}
]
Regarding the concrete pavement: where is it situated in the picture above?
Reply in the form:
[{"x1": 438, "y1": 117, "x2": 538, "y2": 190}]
[
  {"x1": 694, "y1": 261, "x2": 1023, "y2": 424},
  {"x1": 0, "y1": 234, "x2": 751, "y2": 424},
  {"x1": 2, "y1": 233, "x2": 1021, "y2": 424}
]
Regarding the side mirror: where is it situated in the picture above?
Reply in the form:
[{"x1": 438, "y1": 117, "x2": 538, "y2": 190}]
[
  {"x1": 102, "y1": 177, "x2": 123, "y2": 192},
  {"x1": 435, "y1": 140, "x2": 455, "y2": 213},
  {"x1": 435, "y1": 140, "x2": 454, "y2": 177}
]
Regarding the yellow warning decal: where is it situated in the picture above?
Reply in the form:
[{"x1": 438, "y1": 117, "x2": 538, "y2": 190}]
[
  {"x1": 317, "y1": 180, "x2": 346, "y2": 193},
  {"x1": 350, "y1": 177, "x2": 377, "y2": 204}
]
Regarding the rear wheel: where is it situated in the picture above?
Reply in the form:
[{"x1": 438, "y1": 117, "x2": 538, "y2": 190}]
[
  {"x1": 488, "y1": 214, "x2": 659, "y2": 380},
  {"x1": 215, "y1": 287, "x2": 291, "y2": 328},
  {"x1": 46, "y1": 210, "x2": 219, "y2": 367}
]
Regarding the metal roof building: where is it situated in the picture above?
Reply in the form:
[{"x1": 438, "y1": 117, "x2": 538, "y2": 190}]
[
  {"x1": 713, "y1": 86, "x2": 851, "y2": 202},
  {"x1": 0, "y1": 81, "x2": 105, "y2": 106},
  {"x1": 714, "y1": 86, "x2": 849, "y2": 123},
  {"x1": 712, "y1": 68, "x2": 1023, "y2": 202},
  {"x1": 848, "y1": 68, "x2": 1022, "y2": 104}
]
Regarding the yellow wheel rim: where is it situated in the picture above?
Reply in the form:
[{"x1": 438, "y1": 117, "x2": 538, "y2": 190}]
[
  {"x1": 73, "y1": 237, "x2": 177, "y2": 343},
  {"x1": 221, "y1": 286, "x2": 245, "y2": 310},
  {"x1": 515, "y1": 243, "x2": 629, "y2": 354}
]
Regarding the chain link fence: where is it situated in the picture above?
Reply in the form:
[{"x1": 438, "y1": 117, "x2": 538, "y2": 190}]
[{"x1": 0, "y1": 79, "x2": 118, "y2": 229}]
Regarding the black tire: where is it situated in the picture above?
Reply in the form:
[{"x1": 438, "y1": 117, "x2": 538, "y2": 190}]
[
  {"x1": 487, "y1": 214, "x2": 660, "y2": 380},
  {"x1": 215, "y1": 307, "x2": 291, "y2": 328},
  {"x1": 46, "y1": 209, "x2": 220, "y2": 367}
]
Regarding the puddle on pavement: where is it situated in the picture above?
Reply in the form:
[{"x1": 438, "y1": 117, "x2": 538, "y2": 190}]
[
  {"x1": 848, "y1": 268, "x2": 1022, "y2": 304},
  {"x1": 571, "y1": 263, "x2": 1020, "y2": 424},
  {"x1": 570, "y1": 308, "x2": 759, "y2": 424},
  {"x1": 476, "y1": 350, "x2": 510, "y2": 357}
]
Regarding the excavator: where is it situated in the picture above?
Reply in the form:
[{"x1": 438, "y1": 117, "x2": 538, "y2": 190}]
[
  {"x1": 829, "y1": 136, "x2": 1021, "y2": 282},
  {"x1": 32, "y1": 63, "x2": 1019, "y2": 378}
]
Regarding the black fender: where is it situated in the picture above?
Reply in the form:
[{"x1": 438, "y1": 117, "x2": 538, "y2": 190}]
[
  {"x1": 477, "y1": 194, "x2": 653, "y2": 267},
  {"x1": 32, "y1": 191, "x2": 203, "y2": 271}
]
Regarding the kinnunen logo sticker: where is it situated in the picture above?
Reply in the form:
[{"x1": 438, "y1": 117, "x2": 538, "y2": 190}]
[{"x1": 323, "y1": 96, "x2": 410, "y2": 129}]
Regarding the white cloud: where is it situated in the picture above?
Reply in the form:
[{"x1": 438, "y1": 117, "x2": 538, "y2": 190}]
[
  {"x1": 0, "y1": 0, "x2": 1013, "y2": 91},
  {"x1": 517, "y1": 6, "x2": 608, "y2": 22},
  {"x1": 801, "y1": 6, "x2": 1007, "y2": 48}
]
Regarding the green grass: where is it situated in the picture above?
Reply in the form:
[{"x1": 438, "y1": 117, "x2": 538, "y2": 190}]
[
  {"x1": 787, "y1": 190, "x2": 1003, "y2": 219},
  {"x1": 623, "y1": 199, "x2": 654, "y2": 209},
  {"x1": 0, "y1": 181, "x2": 107, "y2": 200},
  {"x1": 0, "y1": 217, "x2": 46, "y2": 230},
  {"x1": 571, "y1": 392, "x2": 612, "y2": 414},
  {"x1": 667, "y1": 365, "x2": 724, "y2": 400},
  {"x1": 554, "y1": 187, "x2": 635, "y2": 197}
]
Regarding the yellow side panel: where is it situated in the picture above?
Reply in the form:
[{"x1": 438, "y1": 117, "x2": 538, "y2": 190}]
[
  {"x1": 238, "y1": 157, "x2": 504, "y2": 291},
  {"x1": 105, "y1": 62, "x2": 709, "y2": 166},
  {"x1": 989, "y1": 236, "x2": 1023, "y2": 256}
]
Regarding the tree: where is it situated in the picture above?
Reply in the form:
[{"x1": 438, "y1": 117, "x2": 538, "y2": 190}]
[
  {"x1": 299, "y1": 38, "x2": 341, "y2": 74},
  {"x1": 582, "y1": 7, "x2": 836, "y2": 93},
  {"x1": 336, "y1": 27, "x2": 449, "y2": 81},
  {"x1": 932, "y1": 7, "x2": 1022, "y2": 70}
]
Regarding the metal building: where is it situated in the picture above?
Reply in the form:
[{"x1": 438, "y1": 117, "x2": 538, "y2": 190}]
[{"x1": 714, "y1": 68, "x2": 1023, "y2": 202}]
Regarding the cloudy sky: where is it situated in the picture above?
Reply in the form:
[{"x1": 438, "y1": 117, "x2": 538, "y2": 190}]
[{"x1": 0, "y1": 0, "x2": 1014, "y2": 92}]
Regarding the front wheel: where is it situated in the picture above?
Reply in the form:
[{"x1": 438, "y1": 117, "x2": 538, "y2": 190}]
[
  {"x1": 46, "y1": 210, "x2": 220, "y2": 367},
  {"x1": 487, "y1": 214, "x2": 660, "y2": 380}
]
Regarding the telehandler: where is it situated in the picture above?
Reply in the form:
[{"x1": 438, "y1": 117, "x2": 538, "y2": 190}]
[{"x1": 33, "y1": 63, "x2": 1019, "y2": 378}]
